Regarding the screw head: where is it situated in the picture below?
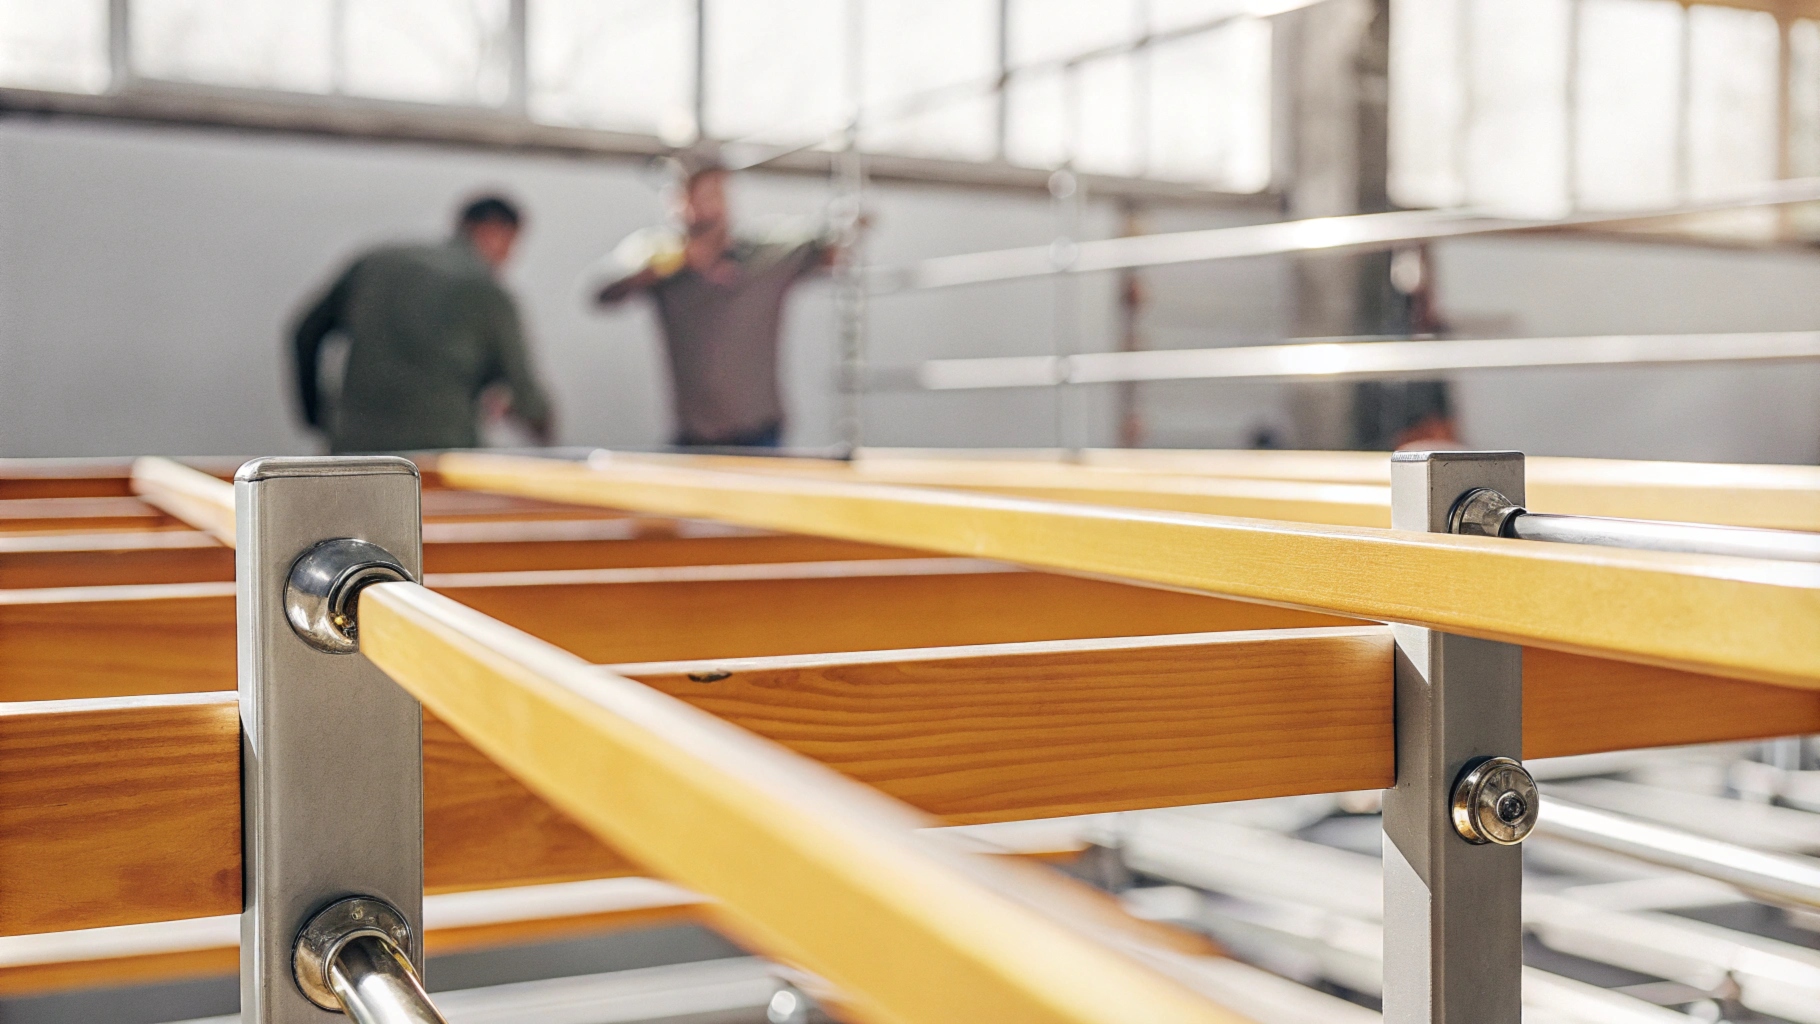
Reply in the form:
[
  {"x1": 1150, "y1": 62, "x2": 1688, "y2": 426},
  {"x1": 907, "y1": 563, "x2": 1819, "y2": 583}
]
[{"x1": 1450, "y1": 756, "x2": 1539, "y2": 846}]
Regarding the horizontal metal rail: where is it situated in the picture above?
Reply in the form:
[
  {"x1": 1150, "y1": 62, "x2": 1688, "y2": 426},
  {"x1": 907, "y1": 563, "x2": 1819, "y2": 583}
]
[
  {"x1": 435, "y1": 452, "x2": 1820, "y2": 689},
  {"x1": 895, "y1": 331, "x2": 1820, "y2": 391},
  {"x1": 1451, "y1": 486, "x2": 1820, "y2": 563},
  {"x1": 1510, "y1": 512, "x2": 1820, "y2": 563},
  {"x1": 1536, "y1": 798, "x2": 1820, "y2": 912},
  {"x1": 354, "y1": 579, "x2": 1251, "y2": 1024},
  {"x1": 868, "y1": 176, "x2": 1820, "y2": 293}
]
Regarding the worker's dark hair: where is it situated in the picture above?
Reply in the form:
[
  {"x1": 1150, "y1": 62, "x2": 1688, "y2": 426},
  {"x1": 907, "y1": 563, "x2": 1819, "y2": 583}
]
[{"x1": 457, "y1": 194, "x2": 522, "y2": 231}]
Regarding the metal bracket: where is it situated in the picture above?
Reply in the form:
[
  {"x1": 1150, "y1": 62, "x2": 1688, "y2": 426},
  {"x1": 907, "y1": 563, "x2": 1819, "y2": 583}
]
[
  {"x1": 237, "y1": 457, "x2": 424, "y2": 1024},
  {"x1": 1384, "y1": 451, "x2": 1528, "y2": 1024}
]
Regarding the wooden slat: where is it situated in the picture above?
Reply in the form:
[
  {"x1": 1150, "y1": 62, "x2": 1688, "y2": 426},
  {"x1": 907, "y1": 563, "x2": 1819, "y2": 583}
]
[
  {"x1": 613, "y1": 626, "x2": 1395, "y2": 824},
  {"x1": 10, "y1": 633, "x2": 1820, "y2": 938},
  {"x1": 0, "y1": 692, "x2": 643, "y2": 937},
  {"x1": 0, "y1": 565, "x2": 1348, "y2": 701},
  {"x1": 0, "y1": 496, "x2": 182, "y2": 534},
  {"x1": 0, "y1": 693, "x2": 242, "y2": 936},
  {"x1": 0, "y1": 532, "x2": 231, "y2": 589},
  {"x1": 441, "y1": 561, "x2": 1352, "y2": 665},
  {"x1": 437, "y1": 453, "x2": 1820, "y2": 689},
  {"x1": 358, "y1": 581, "x2": 1250, "y2": 1024},
  {"x1": 0, "y1": 583, "x2": 237, "y2": 700}
]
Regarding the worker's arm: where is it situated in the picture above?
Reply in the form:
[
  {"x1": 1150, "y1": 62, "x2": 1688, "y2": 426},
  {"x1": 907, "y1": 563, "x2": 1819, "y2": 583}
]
[
  {"x1": 481, "y1": 286, "x2": 555, "y2": 444},
  {"x1": 290, "y1": 262, "x2": 358, "y2": 430},
  {"x1": 588, "y1": 227, "x2": 684, "y2": 307},
  {"x1": 594, "y1": 266, "x2": 662, "y2": 306}
]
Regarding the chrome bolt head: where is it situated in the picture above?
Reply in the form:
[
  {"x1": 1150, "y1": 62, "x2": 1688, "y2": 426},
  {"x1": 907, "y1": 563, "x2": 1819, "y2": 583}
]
[
  {"x1": 284, "y1": 538, "x2": 411, "y2": 654},
  {"x1": 1450, "y1": 756, "x2": 1539, "y2": 846}
]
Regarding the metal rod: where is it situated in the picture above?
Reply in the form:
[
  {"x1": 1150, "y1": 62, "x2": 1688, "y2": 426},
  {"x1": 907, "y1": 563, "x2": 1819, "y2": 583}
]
[
  {"x1": 869, "y1": 176, "x2": 1820, "y2": 294},
  {"x1": 1452, "y1": 485, "x2": 1820, "y2": 563},
  {"x1": 895, "y1": 330, "x2": 1820, "y2": 391},
  {"x1": 1510, "y1": 511, "x2": 1820, "y2": 563},
  {"x1": 328, "y1": 935, "x2": 450, "y2": 1024},
  {"x1": 1537, "y1": 798, "x2": 1820, "y2": 912}
]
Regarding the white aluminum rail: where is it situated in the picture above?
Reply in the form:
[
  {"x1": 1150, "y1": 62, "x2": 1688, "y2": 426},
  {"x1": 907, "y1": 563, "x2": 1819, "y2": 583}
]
[
  {"x1": 901, "y1": 330, "x2": 1820, "y2": 391},
  {"x1": 868, "y1": 177, "x2": 1820, "y2": 294}
]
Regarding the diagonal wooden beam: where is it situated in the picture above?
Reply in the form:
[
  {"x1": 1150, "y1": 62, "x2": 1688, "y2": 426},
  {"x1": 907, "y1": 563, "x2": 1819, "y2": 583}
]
[
  {"x1": 129, "y1": 457, "x2": 236, "y2": 546},
  {"x1": 437, "y1": 453, "x2": 1820, "y2": 689},
  {"x1": 358, "y1": 581, "x2": 1253, "y2": 1024}
]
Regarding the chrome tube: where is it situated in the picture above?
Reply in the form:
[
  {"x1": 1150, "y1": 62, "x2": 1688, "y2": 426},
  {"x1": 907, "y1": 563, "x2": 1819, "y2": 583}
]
[
  {"x1": 1509, "y1": 512, "x2": 1820, "y2": 563},
  {"x1": 326, "y1": 935, "x2": 449, "y2": 1024},
  {"x1": 1537, "y1": 799, "x2": 1820, "y2": 911}
]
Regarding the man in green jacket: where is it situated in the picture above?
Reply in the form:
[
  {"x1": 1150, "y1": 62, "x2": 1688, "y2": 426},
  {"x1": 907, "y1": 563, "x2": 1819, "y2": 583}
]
[{"x1": 292, "y1": 195, "x2": 554, "y2": 453}]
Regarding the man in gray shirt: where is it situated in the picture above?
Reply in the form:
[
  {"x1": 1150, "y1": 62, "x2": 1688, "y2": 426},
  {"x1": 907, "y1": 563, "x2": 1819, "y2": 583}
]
[{"x1": 593, "y1": 164, "x2": 829, "y2": 448}]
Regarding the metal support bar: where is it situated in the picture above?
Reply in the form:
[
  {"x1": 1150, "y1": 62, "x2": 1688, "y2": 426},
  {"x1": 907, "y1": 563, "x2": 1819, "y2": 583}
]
[
  {"x1": 237, "y1": 457, "x2": 427, "y2": 1023},
  {"x1": 1383, "y1": 451, "x2": 1532, "y2": 1024},
  {"x1": 1451, "y1": 486, "x2": 1820, "y2": 563},
  {"x1": 1537, "y1": 798, "x2": 1820, "y2": 912}
]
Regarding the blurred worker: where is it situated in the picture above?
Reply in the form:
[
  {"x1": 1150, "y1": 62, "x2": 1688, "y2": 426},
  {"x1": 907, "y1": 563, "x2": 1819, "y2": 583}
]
[
  {"x1": 292, "y1": 195, "x2": 553, "y2": 454},
  {"x1": 591, "y1": 161, "x2": 835, "y2": 448}
]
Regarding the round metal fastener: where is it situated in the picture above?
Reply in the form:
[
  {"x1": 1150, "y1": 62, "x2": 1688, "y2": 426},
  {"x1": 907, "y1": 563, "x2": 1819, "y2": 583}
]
[
  {"x1": 285, "y1": 538, "x2": 411, "y2": 654},
  {"x1": 293, "y1": 896, "x2": 414, "y2": 1011},
  {"x1": 1450, "y1": 756, "x2": 1539, "y2": 846},
  {"x1": 1448, "y1": 487, "x2": 1527, "y2": 538}
]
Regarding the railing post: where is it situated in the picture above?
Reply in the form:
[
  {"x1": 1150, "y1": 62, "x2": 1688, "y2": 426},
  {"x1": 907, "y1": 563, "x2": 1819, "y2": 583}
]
[
  {"x1": 236, "y1": 458, "x2": 425, "y2": 1023},
  {"x1": 1383, "y1": 451, "x2": 1535, "y2": 1024}
]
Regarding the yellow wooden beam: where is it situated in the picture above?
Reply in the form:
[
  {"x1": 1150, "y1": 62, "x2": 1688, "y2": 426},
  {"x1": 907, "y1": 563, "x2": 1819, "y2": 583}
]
[
  {"x1": 437, "y1": 452, "x2": 1820, "y2": 689},
  {"x1": 129, "y1": 457, "x2": 236, "y2": 546},
  {"x1": 359, "y1": 580, "x2": 1252, "y2": 1024}
]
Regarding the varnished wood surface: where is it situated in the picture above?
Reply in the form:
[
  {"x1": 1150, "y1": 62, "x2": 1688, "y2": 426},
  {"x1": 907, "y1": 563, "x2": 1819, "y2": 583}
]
[
  {"x1": 8, "y1": 631, "x2": 1820, "y2": 938},
  {"x1": 0, "y1": 564, "x2": 1350, "y2": 701},
  {"x1": 0, "y1": 532, "x2": 231, "y2": 588},
  {"x1": 0, "y1": 693, "x2": 242, "y2": 937},
  {"x1": 359, "y1": 581, "x2": 1251, "y2": 1024},
  {"x1": 0, "y1": 692, "x2": 643, "y2": 938},
  {"x1": 438, "y1": 453, "x2": 1820, "y2": 689},
  {"x1": 0, "y1": 496, "x2": 184, "y2": 534},
  {"x1": 615, "y1": 626, "x2": 1395, "y2": 823}
]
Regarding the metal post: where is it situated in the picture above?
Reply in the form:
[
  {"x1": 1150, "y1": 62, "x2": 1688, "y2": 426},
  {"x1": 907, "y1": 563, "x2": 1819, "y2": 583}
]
[
  {"x1": 237, "y1": 458, "x2": 425, "y2": 1024},
  {"x1": 1382, "y1": 450, "x2": 1534, "y2": 1024}
]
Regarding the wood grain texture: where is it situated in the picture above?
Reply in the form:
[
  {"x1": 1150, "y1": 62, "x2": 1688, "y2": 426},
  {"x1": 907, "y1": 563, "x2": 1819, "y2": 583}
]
[
  {"x1": 1524, "y1": 648, "x2": 1820, "y2": 759},
  {"x1": 0, "y1": 566, "x2": 1348, "y2": 701},
  {"x1": 437, "y1": 453, "x2": 1820, "y2": 689},
  {"x1": 0, "y1": 693, "x2": 242, "y2": 937},
  {"x1": 615, "y1": 627, "x2": 1396, "y2": 823},
  {"x1": 423, "y1": 709, "x2": 640, "y2": 891},
  {"x1": 0, "y1": 497, "x2": 182, "y2": 534},
  {"x1": 359, "y1": 581, "x2": 1252, "y2": 1024},
  {"x1": 0, "y1": 584, "x2": 237, "y2": 700},
  {"x1": 10, "y1": 635, "x2": 1820, "y2": 938},
  {"x1": 442, "y1": 562, "x2": 1355, "y2": 666},
  {"x1": 0, "y1": 533, "x2": 231, "y2": 589}
]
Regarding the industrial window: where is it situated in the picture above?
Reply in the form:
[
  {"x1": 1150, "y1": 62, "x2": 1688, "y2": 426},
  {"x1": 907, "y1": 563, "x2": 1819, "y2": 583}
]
[{"x1": 1391, "y1": 0, "x2": 1789, "y2": 220}]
